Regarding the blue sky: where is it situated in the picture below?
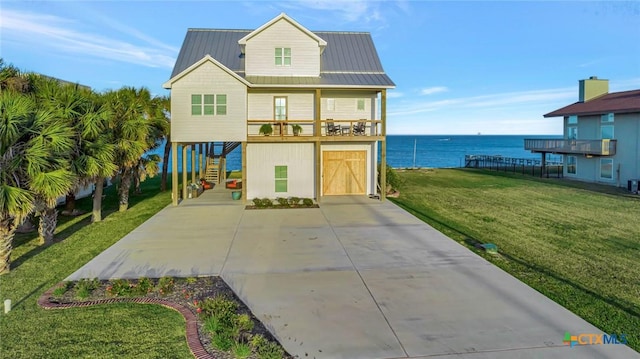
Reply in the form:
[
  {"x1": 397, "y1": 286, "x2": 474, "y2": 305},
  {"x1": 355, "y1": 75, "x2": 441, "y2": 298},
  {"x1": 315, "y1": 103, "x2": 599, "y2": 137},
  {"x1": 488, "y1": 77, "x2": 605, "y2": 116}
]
[{"x1": 2, "y1": 1, "x2": 639, "y2": 135}]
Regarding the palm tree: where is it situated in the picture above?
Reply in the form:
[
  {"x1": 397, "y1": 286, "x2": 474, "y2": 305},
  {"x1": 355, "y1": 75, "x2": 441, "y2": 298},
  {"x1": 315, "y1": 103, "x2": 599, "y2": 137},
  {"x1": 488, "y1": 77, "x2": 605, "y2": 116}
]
[
  {"x1": 33, "y1": 77, "x2": 117, "y2": 221},
  {"x1": 106, "y1": 87, "x2": 167, "y2": 212}
]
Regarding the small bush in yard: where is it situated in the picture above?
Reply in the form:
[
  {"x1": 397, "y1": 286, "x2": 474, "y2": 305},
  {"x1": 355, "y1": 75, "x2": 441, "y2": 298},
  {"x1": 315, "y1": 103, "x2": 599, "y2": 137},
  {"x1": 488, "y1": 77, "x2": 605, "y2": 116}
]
[
  {"x1": 302, "y1": 198, "x2": 314, "y2": 207},
  {"x1": 212, "y1": 331, "x2": 235, "y2": 351},
  {"x1": 52, "y1": 281, "x2": 73, "y2": 296},
  {"x1": 134, "y1": 277, "x2": 153, "y2": 296},
  {"x1": 276, "y1": 197, "x2": 289, "y2": 207},
  {"x1": 261, "y1": 198, "x2": 273, "y2": 207},
  {"x1": 253, "y1": 198, "x2": 264, "y2": 207},
  {"x1": 157, "y1": 276, "x2": 175, "y2": 295},
  {"x1": 288, "y1": 197, "x2": 301, "y2": 206},
  {"x1": 107, "y1": 279, "x2": 134, "y2": 297},
  {"x1": 74, "y1": 278, "x2": 100, "y2": 299},
  {"x1": 233, "y1": 342, "x2": 252, "y2": 358},
  {"x1": 198, "y1": 295, "x2": 238, "y2": 321},
  {"x1": 251, "y1": 334, "x2": 284, "y2": 359}
]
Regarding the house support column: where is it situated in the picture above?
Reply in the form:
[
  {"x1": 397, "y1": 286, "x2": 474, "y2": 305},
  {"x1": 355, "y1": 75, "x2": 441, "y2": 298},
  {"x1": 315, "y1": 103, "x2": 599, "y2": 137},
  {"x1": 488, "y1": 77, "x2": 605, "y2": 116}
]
[
  {"x1": 191, "y1": 144, "x2": 196, "y2": 185},
  {"x1": 380, "y1": 89, "x2": 387, "y2": 201},
  {"x1": 171, "y1": 142, "x2": 178, "y2": 206},
  {"x1": 198, "y1": 143, "x2": 203, "y2": 180},
  {"x1": 315, "y1": 89, "x2": 322, "y2": 202},
  {"x1": 182, "y1": 145, "x2": 188, "y2": 200},
  {"x1": 241, "y1": 141, "x2": 247, "y2": 203}
]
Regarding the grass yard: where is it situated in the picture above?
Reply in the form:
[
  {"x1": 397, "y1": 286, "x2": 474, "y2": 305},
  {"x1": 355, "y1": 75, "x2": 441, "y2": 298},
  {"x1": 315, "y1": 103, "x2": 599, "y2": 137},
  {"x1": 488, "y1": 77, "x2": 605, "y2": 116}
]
[
  {"x1": 0, "y1": 177, "x2": 194, "y2": 358},
  {"x1": 391, "y1": 168, "x2": 640, "y2": 352}
]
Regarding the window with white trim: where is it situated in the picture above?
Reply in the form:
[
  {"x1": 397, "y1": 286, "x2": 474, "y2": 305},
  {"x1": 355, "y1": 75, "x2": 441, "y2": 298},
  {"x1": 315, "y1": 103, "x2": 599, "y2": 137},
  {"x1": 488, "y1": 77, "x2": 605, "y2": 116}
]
[
  {"x1": 191, "y1": 94, "x2": 226, "y2": 116},
  {"x1": 567, "y1": 126, "x2": 578, "y2": 140},
  {"x1": 566, "y1": 156, "x2": 577, "y2": 175},
  {"x1": 600, "y1": 158, "x2": 613, "y2": 180},
  {"x1": 568, "y1": 115, "x2": 578, "y2": 124},
  {"x1": 275, "y1": 165, "x2": 287, "y2": 192},
  {"x1": 326, "y1": 98, "x2": 335, "y2": 111},
  {"x1": 275, "y1": 48, "x2": 291, "y2": 66},
  {"x1": 601, "y1": 113, "x2": 614, "y2": 123}
]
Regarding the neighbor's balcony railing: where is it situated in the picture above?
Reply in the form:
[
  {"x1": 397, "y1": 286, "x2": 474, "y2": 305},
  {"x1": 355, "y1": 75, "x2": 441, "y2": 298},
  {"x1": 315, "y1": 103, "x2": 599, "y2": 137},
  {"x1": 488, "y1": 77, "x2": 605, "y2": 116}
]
[
  {"x1": 247, "y1": 119, "x2": 382, "y2": 138},
  {"x1": 524, "y1": 138, "x2": 617, "y2": 156}
]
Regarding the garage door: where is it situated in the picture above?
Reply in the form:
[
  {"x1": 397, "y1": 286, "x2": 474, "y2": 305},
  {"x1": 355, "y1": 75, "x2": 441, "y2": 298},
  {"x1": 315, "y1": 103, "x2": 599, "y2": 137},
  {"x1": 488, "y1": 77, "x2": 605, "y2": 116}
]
[{"x1": 323, "y1": 151, "x2": 366, "y2": 195}]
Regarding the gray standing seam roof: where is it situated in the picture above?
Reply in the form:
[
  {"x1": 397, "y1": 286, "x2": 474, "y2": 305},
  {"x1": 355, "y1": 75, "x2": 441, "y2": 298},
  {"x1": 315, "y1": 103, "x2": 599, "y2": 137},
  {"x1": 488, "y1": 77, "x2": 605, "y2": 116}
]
[{"x1": 170, "y1": 29, "x2": 394, "y2": 87}]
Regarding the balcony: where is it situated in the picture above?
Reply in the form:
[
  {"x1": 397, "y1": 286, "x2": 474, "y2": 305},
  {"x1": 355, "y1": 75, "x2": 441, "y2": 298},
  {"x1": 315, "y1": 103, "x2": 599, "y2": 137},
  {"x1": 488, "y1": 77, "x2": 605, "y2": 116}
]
[
  {"x1": 524, "y1": 139, "x2": 617, "y2": 156},
  {"x1": 247, "y1": 119, "x2": 382, "y2": 141}
]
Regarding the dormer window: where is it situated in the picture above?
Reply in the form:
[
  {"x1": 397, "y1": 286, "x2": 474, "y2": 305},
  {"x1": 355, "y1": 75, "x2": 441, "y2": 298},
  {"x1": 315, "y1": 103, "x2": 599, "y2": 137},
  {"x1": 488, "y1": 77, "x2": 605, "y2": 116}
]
[{"x1": 275, "y1": 47, "x2": 291, "y2": 66}]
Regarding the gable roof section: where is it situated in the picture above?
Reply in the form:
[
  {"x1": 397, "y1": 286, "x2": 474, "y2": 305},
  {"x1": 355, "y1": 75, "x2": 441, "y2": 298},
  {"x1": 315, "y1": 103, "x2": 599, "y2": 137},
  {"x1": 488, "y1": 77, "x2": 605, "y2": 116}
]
[
  {"x1": 168, "y1": 19, "x2": 395, "y2": 88},
  {"x1": 544, "y1": 89, "x2": 640, "y2": 117},
  {"x1": 237, "y1": 13, "x2": 327, "y2": 49},
  {"x1": 163, "y1": 54, "x2": 250, "y2": 89}
]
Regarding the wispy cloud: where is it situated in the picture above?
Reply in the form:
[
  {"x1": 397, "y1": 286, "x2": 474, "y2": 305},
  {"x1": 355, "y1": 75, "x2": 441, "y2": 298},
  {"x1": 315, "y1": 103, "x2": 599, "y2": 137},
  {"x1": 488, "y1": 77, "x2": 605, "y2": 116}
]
[
  {"x1": 0, "y1": 9, "x2": 176, "y2": 69},
  {"x1": 387, "y1": 91, "x2": 404, "y2": 98},
  {"x1": 420, "y1": 86, "x2": 448, "y2": 95},
  {"x1": 390, "y1": 86, "x2": 576, "y2": 117}
]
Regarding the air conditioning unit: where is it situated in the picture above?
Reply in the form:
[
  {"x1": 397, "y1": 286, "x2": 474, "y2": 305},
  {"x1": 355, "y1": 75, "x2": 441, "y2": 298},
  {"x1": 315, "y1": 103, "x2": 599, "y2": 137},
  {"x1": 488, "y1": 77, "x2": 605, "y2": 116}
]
[{"x1": 628, "y1": 180, "x2": 639, "y2": 194}]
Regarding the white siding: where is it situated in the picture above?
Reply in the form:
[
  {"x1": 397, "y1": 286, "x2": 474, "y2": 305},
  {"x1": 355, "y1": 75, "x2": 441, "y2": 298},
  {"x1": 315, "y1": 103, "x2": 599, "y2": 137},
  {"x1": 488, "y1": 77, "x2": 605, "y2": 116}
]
[
  {"x1": 321, "y1": 143, "x2": 376, "y2": 195},
  {"x1": 246, "y1": 143, "x2": 315, "y2": 198},
  {"x1": 321, "y1": 91, "x2": 377, "y2": 120},
  {"x1": 244, "y1": 19, "x2": 321, "y2": 77},
  {"x1": 171, "y1": 61, "x2": 247, "y2": 142},
  {"x1": 247, "y1": 91, "x2": 315, "y2": 135}
]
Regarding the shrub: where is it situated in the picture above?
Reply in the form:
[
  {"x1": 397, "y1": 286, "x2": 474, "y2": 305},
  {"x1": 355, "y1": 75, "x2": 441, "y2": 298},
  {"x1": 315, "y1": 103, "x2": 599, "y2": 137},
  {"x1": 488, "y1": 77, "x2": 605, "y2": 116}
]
[
  {"x1": 276, "y1": 197, "x2": 289, "y2": 207},
  {"x1": 302, "y1": 198, "x2": 314, "y2": 207},
  {"x1": 134, "y1": 277, "x2": 153, "y2": 296},
  {"x1": 233, "y1": 342, "x2": 252, "y2": 359},
  {"x1": 198, "y1": 295, "x2": 239, "y2": 321},
  {"x1": 52, "y1": 281, "x2": 73, "y2": 297},
  {"x1": 157, "y1": 276, "x2": 175, "y2": 295},
  {"x1": 251, "y1": 334, "x2": 284, "y2": 359},
  {"x1": 186, "y1": 277, "x2": 198, "y2": 285},
  {"x1": 377, "y1": 162, "x2": 403, "y2": 192},
  {"x1": 106, "y1": 279, "x2": 135, "y2": 297},
  {"x1": 212, "y1": 331, "x2": 235, "y2": 351},
  {"x1": 288, "y1": 197, "x2": 301, "y2": 206},
  {"x1": 74, "y1": 278, "x2": 100, "y2": 299},
  {"x1": 253, "y1": 198, "x2": 264, "y2": 207},
  {"x1": 261, "y1": 198, "x2": 273, "y2": 207}
]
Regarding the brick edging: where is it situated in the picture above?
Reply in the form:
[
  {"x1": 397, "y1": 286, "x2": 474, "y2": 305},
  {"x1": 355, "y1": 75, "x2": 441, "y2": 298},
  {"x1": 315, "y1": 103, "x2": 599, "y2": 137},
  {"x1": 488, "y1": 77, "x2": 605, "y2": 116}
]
[{"x1": 38, "y1": 283, "x2": 214, "y2": 359}]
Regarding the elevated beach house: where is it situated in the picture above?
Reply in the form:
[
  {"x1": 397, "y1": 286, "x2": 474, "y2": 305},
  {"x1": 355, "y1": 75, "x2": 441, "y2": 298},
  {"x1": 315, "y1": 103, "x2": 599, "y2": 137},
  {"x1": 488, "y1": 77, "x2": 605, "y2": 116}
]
[
  {"x1": 525, "y1": 77, "x2": 640, "y2": 187},
  {"x1": 163, "y1": 13, "x2": 395, "y2": 204}
]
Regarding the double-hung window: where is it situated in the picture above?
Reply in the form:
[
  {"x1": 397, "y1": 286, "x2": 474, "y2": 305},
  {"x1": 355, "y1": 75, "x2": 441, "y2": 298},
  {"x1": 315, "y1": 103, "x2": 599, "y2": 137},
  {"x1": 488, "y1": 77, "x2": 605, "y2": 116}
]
[
  {"x1": 600, "y1": 159, "x2": 613, "y2": 180},
  {"x1": 275, "y1": 166, "x2": 287, "y2": 192},
  {"x1": 566, "y1": 156, "x2": 577, "y2": 175},
  {"x1": 275, "y1": 48, "x2": 291, "y2": 66},
  {"x1": 357, "y1": 98, "x2": 366, "y2": 111}
]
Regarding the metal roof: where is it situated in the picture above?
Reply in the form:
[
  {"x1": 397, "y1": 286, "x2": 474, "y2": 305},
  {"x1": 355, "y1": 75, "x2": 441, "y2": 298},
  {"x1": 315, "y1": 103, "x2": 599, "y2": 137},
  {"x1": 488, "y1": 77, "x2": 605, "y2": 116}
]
[
  {"x1": 544, "y1": 89, "x2": 640, "y2": 117},
  {"x1": 170, "y1": 28, "x2": 394, "y2": 88}
]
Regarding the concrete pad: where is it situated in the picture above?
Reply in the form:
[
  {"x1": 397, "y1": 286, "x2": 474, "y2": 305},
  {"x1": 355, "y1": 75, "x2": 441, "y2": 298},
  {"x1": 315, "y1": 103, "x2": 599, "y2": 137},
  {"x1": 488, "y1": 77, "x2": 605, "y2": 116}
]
[
  {"x1": 223, "y1": 226, "x2": 353, "y2": 274},
  {"x1": 222, "y1": 270, "x2": 406, "y2": 359}
]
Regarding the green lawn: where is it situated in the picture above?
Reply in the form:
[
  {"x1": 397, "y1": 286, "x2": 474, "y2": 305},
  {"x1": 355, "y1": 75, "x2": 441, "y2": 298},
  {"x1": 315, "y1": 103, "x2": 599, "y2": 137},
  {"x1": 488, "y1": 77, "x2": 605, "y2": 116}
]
[
  {"x1": 0, "y1": 177, "x2": 193, "y2": 358},
  {"x1": 391, "y1": 168, "x2": 640, "y2": 352}
]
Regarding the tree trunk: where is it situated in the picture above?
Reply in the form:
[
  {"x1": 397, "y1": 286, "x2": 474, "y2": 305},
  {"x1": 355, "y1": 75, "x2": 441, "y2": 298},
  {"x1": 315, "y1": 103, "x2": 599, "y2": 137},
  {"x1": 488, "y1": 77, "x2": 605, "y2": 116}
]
[
  {"x1": 118, "y1": 169, "x2": 133, "y2": 212},
  {"x1": 0, "y1": 214, "x2": 16, "y2": 274},
  {"x1": 161, "y1": 135, "x2": 171, "y2": 192},
  {"x1": 133, "y1": 169, "x2": 141, "y2": 195},
  {"x1": 38, "y1": 207, "x2": 58, "y2": 245},
  {"x1": 92, "y1": 177, "x2": 104, "y2": 222},
  {"x1": 64, "y1": 191, "x2": 77, "y2": 213}
]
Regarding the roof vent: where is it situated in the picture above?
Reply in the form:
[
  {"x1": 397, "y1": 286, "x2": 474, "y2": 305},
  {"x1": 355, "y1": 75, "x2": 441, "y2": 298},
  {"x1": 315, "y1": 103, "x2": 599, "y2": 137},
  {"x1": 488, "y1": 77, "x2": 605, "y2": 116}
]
[{"x1": 589, "y1": 76, "x2": 598, "y2": 80}]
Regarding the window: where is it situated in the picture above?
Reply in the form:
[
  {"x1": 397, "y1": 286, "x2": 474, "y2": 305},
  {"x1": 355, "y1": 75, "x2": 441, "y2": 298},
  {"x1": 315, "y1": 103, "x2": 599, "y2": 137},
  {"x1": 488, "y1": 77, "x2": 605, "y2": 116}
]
[
  {"x1": 191, "y1": 94, "x2": 227, "y2": 116},
  {"x1": 275, "y1": 47, "x2": 291, "y2": 66},
  {"x1": 326, "y1": 98, "x2": 335, "y2": 111},
  {"x1": 567, "y1": 115, "x2": 578, "y2": 124},
  {"x1": 275, "y1": 166, "x2": 287, "y2": 192},
  {"x1": 357, "y1": 98, "x2": 365, "y2": 111},
  {"x1": 566, "y1": 156, "x2": 577, "y2": 174},
  {"x1": 600, "y1": 158, "x2": 613, "y2": 180},
  {"x1": 216, "y1": 94, "x2": 227, "y2": 115},
  {"x1": 191, "y1": 95, "x2": 202, "y2": 115},
  {"x1": 601, "y1": 113, "x2": 614, "y2": 123},
  {"x1": 567, "y1": 126, "x2": 578, "y2": 140},
  {"x1": 274, "y1": 97, "x2": 287, "y2": 120},
  {"x1": 601, "y1": 125, "x2": 614, "y2": 139}
]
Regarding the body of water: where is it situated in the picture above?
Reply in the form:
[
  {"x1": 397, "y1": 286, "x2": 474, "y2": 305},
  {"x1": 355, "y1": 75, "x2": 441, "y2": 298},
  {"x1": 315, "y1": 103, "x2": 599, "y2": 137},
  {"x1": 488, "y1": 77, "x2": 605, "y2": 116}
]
[{"x1": 151, "y1": 135, "x2": 563, "y2": 172}]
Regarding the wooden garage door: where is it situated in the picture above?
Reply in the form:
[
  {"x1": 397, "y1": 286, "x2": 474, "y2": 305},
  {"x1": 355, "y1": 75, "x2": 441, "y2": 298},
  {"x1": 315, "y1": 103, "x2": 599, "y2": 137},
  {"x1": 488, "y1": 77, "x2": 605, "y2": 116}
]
[{"x1": 323, "y1": 151, "x2": 366, "y2": 195}]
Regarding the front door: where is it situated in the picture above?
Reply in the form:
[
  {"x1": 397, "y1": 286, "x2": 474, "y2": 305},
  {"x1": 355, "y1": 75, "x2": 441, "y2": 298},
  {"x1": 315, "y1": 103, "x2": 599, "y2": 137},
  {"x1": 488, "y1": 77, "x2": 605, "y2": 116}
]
[{"x1": 322, "y1": 151, "x2": 366, "y2": 195}]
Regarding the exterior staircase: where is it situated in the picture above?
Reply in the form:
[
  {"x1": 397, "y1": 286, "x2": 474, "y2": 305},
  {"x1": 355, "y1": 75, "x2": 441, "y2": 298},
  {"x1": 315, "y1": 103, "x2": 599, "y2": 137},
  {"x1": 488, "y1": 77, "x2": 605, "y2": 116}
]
[{"x1": 204, "y1": 142, "x2": 240, "y2": 184}]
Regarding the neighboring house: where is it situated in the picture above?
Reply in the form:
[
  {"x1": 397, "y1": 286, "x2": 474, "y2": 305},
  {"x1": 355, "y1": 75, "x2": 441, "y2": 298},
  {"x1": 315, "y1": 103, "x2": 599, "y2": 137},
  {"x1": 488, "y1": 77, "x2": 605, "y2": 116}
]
[
  {"x1": 525, "y1": 77, "x2": 640, "y2": 187},
  {"x1": 163, "y1": 13, "x2": 395, "y2": 204}
]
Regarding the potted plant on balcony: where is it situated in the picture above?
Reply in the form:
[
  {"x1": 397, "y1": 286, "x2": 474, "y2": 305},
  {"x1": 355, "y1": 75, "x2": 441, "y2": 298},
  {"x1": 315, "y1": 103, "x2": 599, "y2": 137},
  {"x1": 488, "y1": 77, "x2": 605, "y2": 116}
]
[
  {"x1": 259, "y1": 124, "x2": 273, "y2": 136},
  {"x1": 291, "y1": 124, "x2": 303, "y2": 136}
]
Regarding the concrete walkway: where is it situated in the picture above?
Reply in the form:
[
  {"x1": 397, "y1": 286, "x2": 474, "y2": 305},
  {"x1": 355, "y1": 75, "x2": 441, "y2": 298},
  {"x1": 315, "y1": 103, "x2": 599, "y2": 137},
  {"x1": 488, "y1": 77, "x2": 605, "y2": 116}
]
[{"x1": 68, "y1": 192, "x2": 638, "y2": 359}]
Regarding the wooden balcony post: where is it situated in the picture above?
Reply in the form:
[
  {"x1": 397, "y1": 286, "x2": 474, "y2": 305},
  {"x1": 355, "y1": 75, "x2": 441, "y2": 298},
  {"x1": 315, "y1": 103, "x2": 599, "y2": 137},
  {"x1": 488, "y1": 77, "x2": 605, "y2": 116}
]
[
  {"x1": 182, "y1": 145, "x2": 187, "y2": 200},
  {"x1": 241, "y1": 141, "x2": 247, "y2": 203},
  {"x1": 191, "y1": 144, "x2": 196, "y2": 184},
  {"x1": 381, "y1": 89, "x2": 387, "y2": 201},
  {"x1": 315, "y1": 89, "x2": 321, "y2": 137}
]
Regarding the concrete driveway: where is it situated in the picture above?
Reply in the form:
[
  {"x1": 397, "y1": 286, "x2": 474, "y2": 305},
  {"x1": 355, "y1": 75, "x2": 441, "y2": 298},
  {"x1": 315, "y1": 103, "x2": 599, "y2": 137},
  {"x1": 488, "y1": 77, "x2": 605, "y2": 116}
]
[{"x1": 68, "y1": 194, "x2": 638, "y2": 359}]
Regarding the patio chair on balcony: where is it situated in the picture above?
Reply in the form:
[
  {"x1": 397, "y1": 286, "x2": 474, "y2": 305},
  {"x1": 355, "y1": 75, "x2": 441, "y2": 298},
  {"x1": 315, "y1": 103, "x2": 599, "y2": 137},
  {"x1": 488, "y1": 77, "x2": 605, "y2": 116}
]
[
  {"x1": 353, "y1": 120, "x2": 366, "y2": 136},
  {"x1": 326, "y1": 120, "x2": 341, "y2": 136}
]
